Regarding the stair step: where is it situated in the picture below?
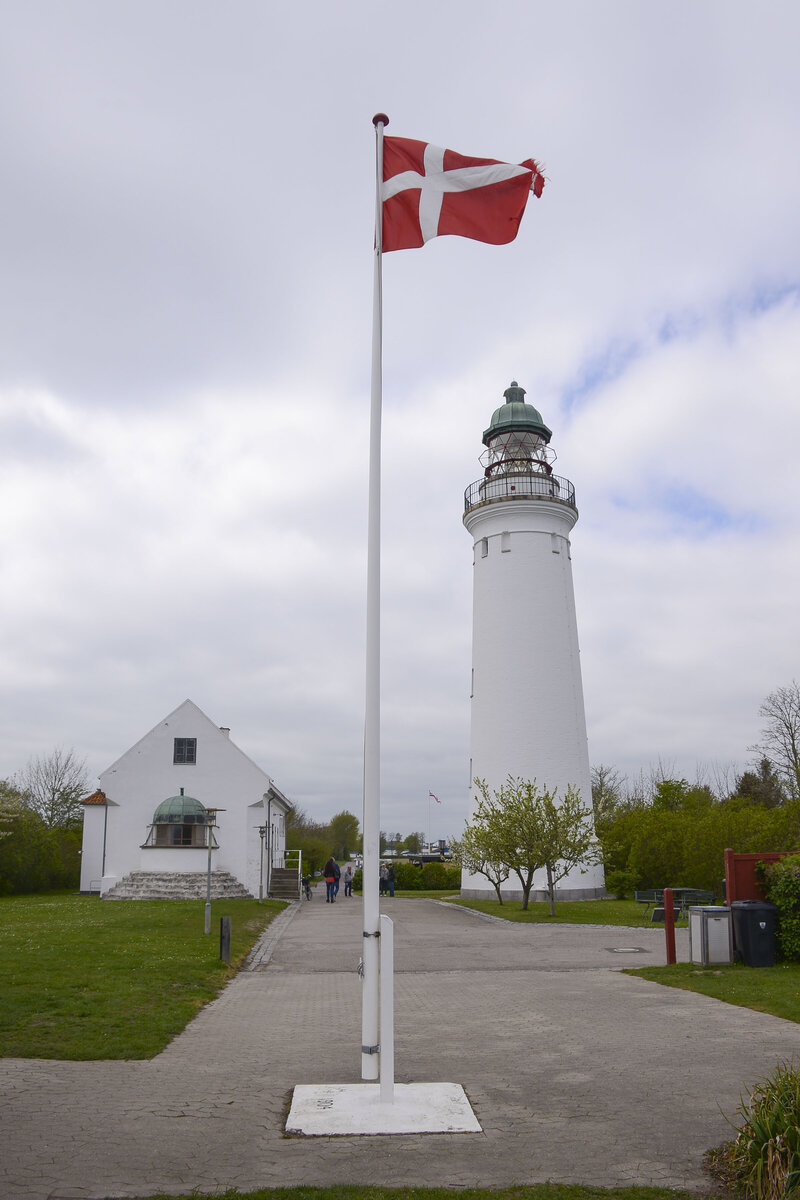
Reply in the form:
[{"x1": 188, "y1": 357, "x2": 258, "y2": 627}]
[{"x1": 103, "y1": 871, "x2": 253, "y2": 900}]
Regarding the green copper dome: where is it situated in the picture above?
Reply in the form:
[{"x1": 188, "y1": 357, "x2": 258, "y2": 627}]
[
  {"x1": 482, "y1": 381, "x2": 552, "y2": 447},
  {"x1": 152, "y1": 793, "x2": 208, "y2": 825}
]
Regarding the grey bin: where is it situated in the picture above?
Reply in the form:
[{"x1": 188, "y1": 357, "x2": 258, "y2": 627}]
[{"x1": 689, "y1": 906, "x2": 733, "y2": 966}]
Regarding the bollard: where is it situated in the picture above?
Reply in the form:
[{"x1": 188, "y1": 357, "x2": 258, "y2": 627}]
[
  {"x1": 663, "y1": 887, "x2": 677, "y2": 965},
  {"x1": 220, "y1": 916, "x2": 231, "y2": 964}
]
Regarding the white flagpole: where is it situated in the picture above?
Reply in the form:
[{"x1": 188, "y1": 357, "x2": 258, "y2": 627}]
[{"x1": 362, "y1": 112, "x2": 389, "y2": 1083}]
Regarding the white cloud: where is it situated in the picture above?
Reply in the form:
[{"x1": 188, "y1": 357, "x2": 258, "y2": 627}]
[{"x1": 1, "y1": 1, "x2": 800, "y2": 836}]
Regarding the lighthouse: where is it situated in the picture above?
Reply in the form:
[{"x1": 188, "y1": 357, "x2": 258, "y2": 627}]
[{"x1": 461, "y1": 381, "x2": 605, "y2": 901}]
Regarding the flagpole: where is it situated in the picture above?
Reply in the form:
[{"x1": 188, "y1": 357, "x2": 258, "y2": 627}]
[{"x1": 362, "y1": 112, "x2": 389, "y2": 1083}]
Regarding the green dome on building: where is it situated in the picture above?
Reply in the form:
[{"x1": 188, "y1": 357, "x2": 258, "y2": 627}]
[
  {"x1": 482, "y1": 381, "x2": 552, "y2": 447},
  {"x1": 152, "y1": 793, "x2": 208, "y2": 825}
]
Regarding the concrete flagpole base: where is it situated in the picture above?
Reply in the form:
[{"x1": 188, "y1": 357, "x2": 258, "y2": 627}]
[{"x1": 286, "y1": 1082, "x2": 481, "y2": 1135}]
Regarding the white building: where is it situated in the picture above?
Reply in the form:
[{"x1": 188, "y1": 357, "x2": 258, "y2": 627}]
[
  {"x1": 461, "y1": 382, "x2": 605, "y2": 901},
  {"x1": 80, "y1": 699, "x2": 292, "y2": 899}
]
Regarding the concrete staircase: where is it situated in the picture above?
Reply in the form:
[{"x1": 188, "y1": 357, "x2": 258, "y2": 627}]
[
  {"x1": 269, "y1": 867, "x2": 301, "y2": 901},
  {"x1": 103, "y1": 871, "x2": 253, "y2": 900}
]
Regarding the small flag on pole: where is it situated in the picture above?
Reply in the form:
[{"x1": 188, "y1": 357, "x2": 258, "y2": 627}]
[
  {"x1": 381, "y1": 136, "x2": 545, "y2": 252},
  {"x1": 429, "y1": 791, "x2": 441, "y2": 804}
]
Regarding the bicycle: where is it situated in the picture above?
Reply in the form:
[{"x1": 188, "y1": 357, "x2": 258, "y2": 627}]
[{"x1": 302, "y1": 874, "x2": 313, "y2": 900}]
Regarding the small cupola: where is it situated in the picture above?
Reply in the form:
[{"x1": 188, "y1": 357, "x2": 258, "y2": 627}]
[
  {"x1": 480, "y1": 381, "x2": 555, "y2": 477},
  {"x1": 143, "y1": 787, "x2": 210, "y2": 848}
]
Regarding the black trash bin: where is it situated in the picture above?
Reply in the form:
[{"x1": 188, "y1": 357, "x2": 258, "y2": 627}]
[{"x1": 730, "y1": 900, "x2": 777, "y2": 967}]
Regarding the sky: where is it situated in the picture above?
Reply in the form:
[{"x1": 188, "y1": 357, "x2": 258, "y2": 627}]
[{"x1": 1, "y1": 0, "x2": 799, "y2": 839}]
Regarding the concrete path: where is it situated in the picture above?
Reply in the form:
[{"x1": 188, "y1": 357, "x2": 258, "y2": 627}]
[{"x1": 2, "y1": 891, "x2": 799, "y2": 1200}]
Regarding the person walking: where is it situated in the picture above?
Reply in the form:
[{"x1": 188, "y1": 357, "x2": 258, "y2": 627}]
[
  {"x1": 323, "y1": 856, "x2": 337, "y2": 903},
  {"x1": 343, "y1": 863, "x2": 354, "y2": 897},
  {"x1": 379, "y1": 862, "x2": 388, "y2": 896},
  {"x1": 333, "y1": 858, "x2": 341, "y2": 897}
]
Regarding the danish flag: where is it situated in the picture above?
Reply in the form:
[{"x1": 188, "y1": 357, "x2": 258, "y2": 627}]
[{"x1": 381, "y1": 136, "x2": 545, "y2": 252}]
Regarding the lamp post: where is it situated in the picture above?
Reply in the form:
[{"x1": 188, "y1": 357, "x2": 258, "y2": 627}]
[
  {"x1": 258, "y1": 825, "x2": 266, "y2": 902},
  {"x1": 204, "y1": 808, "x2": 225, "y2": 934}
]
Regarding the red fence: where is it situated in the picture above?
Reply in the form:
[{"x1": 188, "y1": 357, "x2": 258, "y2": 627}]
[{"x1": 723, "y1": 848, "x2": 795, "y2": 902}]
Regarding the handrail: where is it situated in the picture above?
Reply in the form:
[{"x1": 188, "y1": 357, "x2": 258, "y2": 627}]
[
  {"x1": 284, "y1": 848, "x2": 302, "y2": 880},
  {"x1": 464, "y1": 471, "x2": 576, "y2": 515}
]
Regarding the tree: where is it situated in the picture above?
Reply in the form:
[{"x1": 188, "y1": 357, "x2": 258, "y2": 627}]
[
  {"x1": 401, "y1": 831, "x2": 423, "y2": 854},
  {"x1": 467, "y1": 776, "x2": 596, "y2": 911},
  {"x1": 329, "y1": 810, "x2": 360, "y2": 860},
  {"x1": 536, "y1": 788, "x2": 601, "y2": 915},
  {"x1": 451, "y1": 821, "x2": 510, "y2": 903},
  {"x1": 590, "y1": 764, "x2": 624, "y2": 821},
  {"x1": 751, "y1": 682, "x2": 800, "y2": 799},
  {"x1": 18, "y1": 748, "x2": 89, "y2": 828},
  {"x1": 733, "y1": 757, "x2": 787, "y2": 808},
  {"x1": 285, "y1": 805, "x2": 332, "y2": 875},
  {"x1": 0, "y1": 779, "x2": 24, "y2": 840}
]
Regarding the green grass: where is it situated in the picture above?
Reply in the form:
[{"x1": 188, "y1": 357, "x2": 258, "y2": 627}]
[
  {"x1": 0, "y1": 891, "x2": 286, "y2": 1060},
  {"x1": 112, "y1": 1184, "x2": 703, "y2": 1200},
  {"x1": 444, "y1": 896, "x2": 689, "y2": 928},
  {"x1": 624, "y1": 960, "x2": 800, "y2": 1024}
]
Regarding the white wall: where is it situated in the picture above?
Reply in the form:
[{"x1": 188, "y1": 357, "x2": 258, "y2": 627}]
[{"x1": 462, "y1": 498, "x2": 605, "y2": 899}]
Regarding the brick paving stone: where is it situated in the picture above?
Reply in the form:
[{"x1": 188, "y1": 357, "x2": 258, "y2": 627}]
[{"x1": 2, "y1": 895, "x2": 799, "y2": 1199}]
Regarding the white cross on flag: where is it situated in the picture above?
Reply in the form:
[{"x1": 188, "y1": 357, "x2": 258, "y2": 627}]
[{"x1": 381, "y1": 136, "x2": 545, "y2": 252}]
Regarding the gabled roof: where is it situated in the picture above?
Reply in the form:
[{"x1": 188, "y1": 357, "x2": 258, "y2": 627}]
[{"x1": 100, "y1": 699, "x2": 280, "y2": 791}]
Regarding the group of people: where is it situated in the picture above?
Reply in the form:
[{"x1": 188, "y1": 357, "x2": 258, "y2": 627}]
[
  {"x1": 322, "y1": 857, "x2": 353, "y2": 902},
  {"x1": 320, "y1": 857, "x2": 395, "y2": 901},
  {"x1": 379, "y1": 861, "x2": 395, "y2": 896}
]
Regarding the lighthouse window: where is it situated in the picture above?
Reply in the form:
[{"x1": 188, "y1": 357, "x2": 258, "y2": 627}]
[
  {"x1": 173, "y1": 737, "x2": 197, "y2": 764},
  {"x1": 551, "y1": 533, "x2": 561, "y2": 554},
  {"x1": 501, "y1": 531, "x2": 511, "y2": 553},
  {"x1": 480, "y1": 538, "x2": 489, "y2": 558}
]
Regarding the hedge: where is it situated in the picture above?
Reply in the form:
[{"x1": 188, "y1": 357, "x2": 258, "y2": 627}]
[{"x1": 352, "y1": 861, "x2": 461, "y2": 891}]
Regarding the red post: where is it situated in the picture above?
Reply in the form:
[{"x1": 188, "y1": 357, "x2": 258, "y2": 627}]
[{"x1": 663, "y1": 886, "x2": 677, "y2": 965}]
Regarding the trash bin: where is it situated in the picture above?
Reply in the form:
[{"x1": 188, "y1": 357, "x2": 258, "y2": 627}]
[
  {"x1": 689, "y1": 906, "x2": 733, "y2": 965},
  {"x1": 730, "y1": 900, "x2": 777, "y2": 967}
]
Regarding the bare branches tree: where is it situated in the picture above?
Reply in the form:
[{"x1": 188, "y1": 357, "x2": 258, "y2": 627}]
[
  {"x1": 590, "y1": 764, "x2": 625, "y2": 820},
  {"x1": 750, "y1": 682, "x2": 800, "y2": 800},
  {"x1": 18, "y1": 748, "x2": 89, "y2": 828}
]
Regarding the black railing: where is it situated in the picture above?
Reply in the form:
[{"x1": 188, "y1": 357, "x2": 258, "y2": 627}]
[{"x1": 464, "y1": 471, "x2": 576, "y2": 515}]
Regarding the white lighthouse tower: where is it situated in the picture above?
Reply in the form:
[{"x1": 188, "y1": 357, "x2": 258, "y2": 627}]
[{"x1": 461, "y1": 381, "x2": 604, "y2": 900}]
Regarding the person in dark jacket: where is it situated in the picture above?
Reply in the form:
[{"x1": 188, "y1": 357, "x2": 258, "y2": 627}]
[{"x1": 323, "y1": 857, "x2": 338, "y2": 903}]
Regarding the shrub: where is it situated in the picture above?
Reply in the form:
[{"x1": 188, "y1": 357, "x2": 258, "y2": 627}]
[
  {"x1": 710, "y1": 1062, "x2": 800, "y2": 1200},
  {"x1": 351, "y1": 861, "x2": 461, "y2": 892},
  {"x1": 604, "y1": 868, "x2": 639, "y2": 899},
  {"x1": 761, "y1": 855, "x2": 800, "y2": 961}
]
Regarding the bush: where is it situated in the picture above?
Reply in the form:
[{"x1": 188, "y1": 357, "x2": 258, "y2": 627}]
[
  {"x1": 0, "y1": 811, "x2": 81, "y2": 895},
  {"x1": 351, "y1": 861, "x2": 461, "y2": 892},
  {"x1": 761, "y1": 855, "x2": 800, "y2": 961},
  {"x1": 604, "y1": 868, "x2": 639, "y2": 899},
  {"x1": 710, "y1": 1062, "x2": 800, "y2": 1200}
]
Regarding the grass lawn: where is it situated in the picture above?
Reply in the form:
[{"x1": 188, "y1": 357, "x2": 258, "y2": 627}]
[
  {"x1": 114, "y1": 1185, "x2": 703, "y2": 1200},
  {"x1": 444, "y1": 896, "x2": 688, "y2": 928},
  {"x1": 624, "y1": 960, "x2": 800, "y2": 1024},
  {"x1": 0, "y1": 891, "x2": 286, "y2": 1060}
]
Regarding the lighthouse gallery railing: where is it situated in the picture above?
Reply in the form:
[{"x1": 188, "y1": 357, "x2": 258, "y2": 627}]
[{"x1": 464, "y1": 471, "x2": 576, "y2": 515}]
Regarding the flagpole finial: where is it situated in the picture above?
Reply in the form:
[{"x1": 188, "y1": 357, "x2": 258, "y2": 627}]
[{"x1": 373, "y1": 113, "x2": 390, "y2": 127}]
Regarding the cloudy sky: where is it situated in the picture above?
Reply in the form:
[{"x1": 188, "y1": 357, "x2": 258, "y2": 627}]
[{"x1": 1, "y1": 1, "x2": 799, "y2": 837}]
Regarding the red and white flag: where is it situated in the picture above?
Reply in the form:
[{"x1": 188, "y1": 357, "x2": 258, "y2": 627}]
[
  {"x1": 429, "y1": 791, "x2": 441, "y2": 804},
  {"x1": 381, "y1": 136, "x2": 545, "y2": 252}
]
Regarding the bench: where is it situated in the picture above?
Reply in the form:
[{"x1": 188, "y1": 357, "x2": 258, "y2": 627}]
[{"x1": 634, "y1": 888, "x2": 716, "y2": 921}]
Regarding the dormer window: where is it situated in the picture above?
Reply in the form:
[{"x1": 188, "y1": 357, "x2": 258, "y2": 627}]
[{"x1": 174, "y1": 737, "x2": 197, "y2": 764}]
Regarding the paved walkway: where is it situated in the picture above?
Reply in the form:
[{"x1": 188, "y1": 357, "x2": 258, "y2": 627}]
[{"x1": 2, "y1": 892, "x2": 799, "y2": 1199}]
